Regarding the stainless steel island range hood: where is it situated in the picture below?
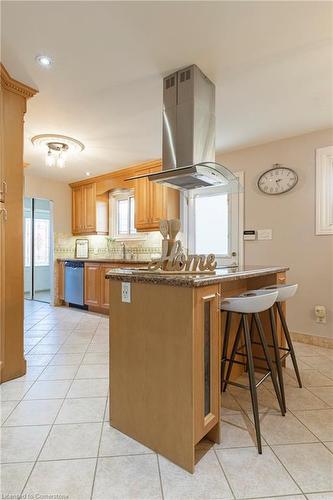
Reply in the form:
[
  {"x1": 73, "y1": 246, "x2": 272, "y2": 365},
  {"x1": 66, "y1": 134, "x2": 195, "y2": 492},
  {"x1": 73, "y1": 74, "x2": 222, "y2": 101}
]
[{"x1": 128, "y1": 64, "x2": 239, "y2": 192}]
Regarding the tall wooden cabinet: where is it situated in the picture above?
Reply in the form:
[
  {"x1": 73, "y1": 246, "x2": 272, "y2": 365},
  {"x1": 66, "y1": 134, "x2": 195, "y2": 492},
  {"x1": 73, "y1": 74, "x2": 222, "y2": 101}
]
[{"x1": 0, "y1": 65, "x2": 37, "y2": 383}]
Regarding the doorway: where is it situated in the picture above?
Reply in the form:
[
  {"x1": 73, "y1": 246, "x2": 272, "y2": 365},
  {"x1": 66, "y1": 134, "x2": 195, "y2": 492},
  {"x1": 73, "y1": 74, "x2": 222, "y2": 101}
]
[{"x1": 24, "y1": 197, "x2": 53, "y2": 303}]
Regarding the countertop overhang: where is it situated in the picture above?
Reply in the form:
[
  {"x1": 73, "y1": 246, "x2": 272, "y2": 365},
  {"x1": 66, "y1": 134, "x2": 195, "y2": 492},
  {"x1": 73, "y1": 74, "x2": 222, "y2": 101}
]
[{"x1": 105, "y1": 265, "x2": 289, "y2": 288}]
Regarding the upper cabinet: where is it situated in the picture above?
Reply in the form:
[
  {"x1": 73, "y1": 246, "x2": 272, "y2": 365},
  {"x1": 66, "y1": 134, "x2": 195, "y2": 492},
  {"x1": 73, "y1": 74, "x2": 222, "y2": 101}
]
[
  {"x1": 70, "y1": 160, "x2": 180, "y2": 235},
  {"x1": 71, "y1": 182, "x2": 108, "y2": 235},
  {"x1": 134, "y1": 166, "x2": 179, "y2": 232}
]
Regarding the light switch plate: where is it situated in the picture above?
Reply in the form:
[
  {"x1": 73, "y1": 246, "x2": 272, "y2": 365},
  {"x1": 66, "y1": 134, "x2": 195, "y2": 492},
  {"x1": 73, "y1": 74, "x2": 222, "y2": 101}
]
[
  {"x1": 121, "y1": 282, "x2": 131, "y2": 303},
  {"x1": 257, "y1": 229, "x2": 273, "y2": 240}
]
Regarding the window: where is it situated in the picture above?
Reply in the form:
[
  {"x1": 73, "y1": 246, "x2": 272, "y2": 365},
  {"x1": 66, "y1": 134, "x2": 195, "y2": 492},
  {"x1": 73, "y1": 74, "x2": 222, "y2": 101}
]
[
  {"x1": 316, "y1": 146, "x2": 333, "y2": 235},
  {"x1": 117, "y1": 196, "x2": 136, "y2": 235},
  {"x1": 110, "y1": 190, "x2": 137, "y2": 238},
  {"x1": 34, "y1": 219, "x2": 50, "y2": 266},
  {"x1": 194, "y1": 192, "x2": 229, "y2": 255}
]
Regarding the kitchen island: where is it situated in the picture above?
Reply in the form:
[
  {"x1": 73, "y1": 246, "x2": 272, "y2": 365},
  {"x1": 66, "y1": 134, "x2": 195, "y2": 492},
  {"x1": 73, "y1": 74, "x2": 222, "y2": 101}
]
[{"x1": 106, "y1": 265, "x2": 288, "y2": 472}]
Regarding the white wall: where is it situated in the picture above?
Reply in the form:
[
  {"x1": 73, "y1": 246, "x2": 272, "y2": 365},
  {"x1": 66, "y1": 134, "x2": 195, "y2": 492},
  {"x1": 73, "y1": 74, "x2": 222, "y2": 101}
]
[
  {"x1": 217, "y1": 128, "x2": 333, "y2": 339},
  {"x1": 24, "y1": 173, "x2": 71, "y2": 234}
]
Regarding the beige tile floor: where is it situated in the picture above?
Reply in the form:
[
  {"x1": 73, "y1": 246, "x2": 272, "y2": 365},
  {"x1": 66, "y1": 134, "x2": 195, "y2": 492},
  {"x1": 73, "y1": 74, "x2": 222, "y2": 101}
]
[{"x1": 1, "y1": 300, "x2": 333, "y2": 500}]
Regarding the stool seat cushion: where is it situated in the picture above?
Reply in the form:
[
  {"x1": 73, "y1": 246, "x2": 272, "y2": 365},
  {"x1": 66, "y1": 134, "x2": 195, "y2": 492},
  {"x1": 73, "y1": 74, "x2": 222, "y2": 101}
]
[
  {"x1": 262, "y1": 283, "x2": 298, "y2": 302},
  {"x1": 221, "y1": 290, "x2": 278, "y2": 313}
]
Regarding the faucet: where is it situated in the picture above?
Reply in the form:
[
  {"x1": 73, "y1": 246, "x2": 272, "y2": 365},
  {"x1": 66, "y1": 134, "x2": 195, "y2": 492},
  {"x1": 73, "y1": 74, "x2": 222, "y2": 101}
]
[{"x1": 120, "y1": 242, "x2": 126, "y2": 260}]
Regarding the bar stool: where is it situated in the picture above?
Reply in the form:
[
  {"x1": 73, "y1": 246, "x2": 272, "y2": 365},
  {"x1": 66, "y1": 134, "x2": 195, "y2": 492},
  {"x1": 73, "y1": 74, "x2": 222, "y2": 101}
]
[
  {"x1": 221, "y1": 290, "x2": 285, "y2": 454},
  {"x1": 261, "y1": 284, "x2": 302, "y2": 413}
]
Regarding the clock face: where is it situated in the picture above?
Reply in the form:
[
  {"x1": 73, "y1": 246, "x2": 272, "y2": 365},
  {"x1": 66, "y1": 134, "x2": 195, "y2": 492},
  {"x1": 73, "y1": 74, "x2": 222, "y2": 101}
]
[{"x1": 257, "y1": 166, "x2": 298, "y2": 195}]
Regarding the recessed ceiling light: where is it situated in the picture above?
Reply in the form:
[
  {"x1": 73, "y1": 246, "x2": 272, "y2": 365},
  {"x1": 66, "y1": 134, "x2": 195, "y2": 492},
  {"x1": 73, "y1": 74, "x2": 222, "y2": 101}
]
[
  {"x1": 35, "y1": 55, "x2": 52, "y2": 67},
  {"x1": 86, "y1": 172, "x2": 91, "y2": 176}
]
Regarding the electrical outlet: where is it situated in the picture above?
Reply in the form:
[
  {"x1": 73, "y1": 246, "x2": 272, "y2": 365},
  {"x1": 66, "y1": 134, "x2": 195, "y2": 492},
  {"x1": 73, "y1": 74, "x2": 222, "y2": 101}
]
[
  {"x1": 121, "y1": 282, "x2": 131, "y2": 303},
  {"x1": 315, "y1": 305, "x2": 326, "y2": 324}
]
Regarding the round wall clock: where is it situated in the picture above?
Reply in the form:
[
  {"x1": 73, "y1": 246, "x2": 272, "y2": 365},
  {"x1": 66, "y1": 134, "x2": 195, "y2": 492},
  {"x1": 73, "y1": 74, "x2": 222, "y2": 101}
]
[{"x1": 257, "y1": 164, "x2": 298, "y2": 195}]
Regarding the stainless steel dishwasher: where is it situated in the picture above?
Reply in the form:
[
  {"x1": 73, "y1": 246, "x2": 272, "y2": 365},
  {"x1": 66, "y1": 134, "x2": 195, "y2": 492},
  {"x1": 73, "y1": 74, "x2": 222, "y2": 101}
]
[{"x1": 64, "y1": 261, "x2": 85, "y2": 307}]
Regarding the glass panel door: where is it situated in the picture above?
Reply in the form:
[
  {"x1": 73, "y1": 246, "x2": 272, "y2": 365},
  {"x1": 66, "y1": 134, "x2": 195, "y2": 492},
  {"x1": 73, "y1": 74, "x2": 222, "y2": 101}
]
[
  {"x1": 24, "y1": 197, "x2": 33, "y2": 300},
  {"x1": 24, "y1": 197, "x2": 52, "y2": 303},
  {"x1": 33, "y1": 199, "x2": 51, "y2": 303}
]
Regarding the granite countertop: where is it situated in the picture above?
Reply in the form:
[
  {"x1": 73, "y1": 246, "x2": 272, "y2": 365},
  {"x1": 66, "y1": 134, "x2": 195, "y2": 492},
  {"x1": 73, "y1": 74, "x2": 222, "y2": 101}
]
[
  {"x1": 105, "y1": 265, "x2": 289, "y2": 288},
  {"x1": 57, "y1": 258, "x2": 150, "y2": 264}
]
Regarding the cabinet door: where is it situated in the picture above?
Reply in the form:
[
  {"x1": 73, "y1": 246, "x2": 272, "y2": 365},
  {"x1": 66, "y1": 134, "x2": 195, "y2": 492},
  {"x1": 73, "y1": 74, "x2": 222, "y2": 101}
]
[
  {"x1": 72, "y1": 187, "x2": 83, "y2": 234},
  {"x1": 150, "y1": 176, "x2": 166, "y2": 227},
  {"x1": 84, "y1": 263, "x2": 101, "y2": 306},
  {"x1": 58, "y1": 261, "x2": 65, "y2": 301},
  {"x1": 100, "y1": 264, "x2": 114, "y2": 310},
  {"x1": 134, "y1": 176, "x2": 151, "y2": 231},
  {"x1": 194, "y1": 285, "x2": 220, "y2": 443},
  {"x1": 82, "y1": 183, "x2": 96, "y2": 232}
]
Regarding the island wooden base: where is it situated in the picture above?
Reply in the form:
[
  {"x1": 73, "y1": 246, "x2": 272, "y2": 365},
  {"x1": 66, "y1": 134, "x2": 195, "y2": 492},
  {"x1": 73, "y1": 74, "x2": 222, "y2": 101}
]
[{"x1": 109, "y1": 271, "x2": 286, "y2": 473}]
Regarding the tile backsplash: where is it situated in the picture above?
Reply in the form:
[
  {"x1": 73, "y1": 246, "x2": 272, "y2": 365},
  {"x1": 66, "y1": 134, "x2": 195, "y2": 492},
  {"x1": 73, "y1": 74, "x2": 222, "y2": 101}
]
[{"x1": 54, "y1": 232, "x2": 163, "y2": 260}]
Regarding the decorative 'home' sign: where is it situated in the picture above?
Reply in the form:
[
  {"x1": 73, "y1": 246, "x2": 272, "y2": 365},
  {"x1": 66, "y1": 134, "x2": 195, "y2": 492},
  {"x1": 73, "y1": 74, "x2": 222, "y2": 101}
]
[{"x1": 148, "y1": 219, "x2": 217, "y2": 274}]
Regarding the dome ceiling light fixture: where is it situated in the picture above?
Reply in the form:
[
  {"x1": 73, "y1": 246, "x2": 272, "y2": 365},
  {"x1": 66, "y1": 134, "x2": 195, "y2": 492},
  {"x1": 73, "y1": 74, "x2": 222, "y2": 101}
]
[{"x1": 31, "y1": 134, "x2": 85, "y2": 169}]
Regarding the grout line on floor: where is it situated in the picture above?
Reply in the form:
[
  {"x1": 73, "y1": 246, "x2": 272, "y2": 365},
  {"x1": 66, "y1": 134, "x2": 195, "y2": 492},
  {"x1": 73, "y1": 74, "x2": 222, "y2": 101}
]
[
  {"x1": 156, "y1": 453, "x2": 165, "y2": 500},
  {"x1": 214, "y1": 445, "x2": 236, "y2": 499},
  {"x1": 90, "y1": 397, "x2": 109, "y2": 499},
  {"x1": 266, "y1": 440, "x2": 306, "y2": 496}
]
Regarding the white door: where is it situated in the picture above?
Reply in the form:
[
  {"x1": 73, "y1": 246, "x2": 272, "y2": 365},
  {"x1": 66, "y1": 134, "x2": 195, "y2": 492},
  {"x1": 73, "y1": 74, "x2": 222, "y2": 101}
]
[{"x1": 183, "y1": 172, "x2": 244, "y2": 268}]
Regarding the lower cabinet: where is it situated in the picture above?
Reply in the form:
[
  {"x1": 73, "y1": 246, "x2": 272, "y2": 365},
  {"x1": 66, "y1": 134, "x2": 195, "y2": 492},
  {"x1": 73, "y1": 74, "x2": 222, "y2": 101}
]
[
  {"x1": 58, "y1": 261, "x2": 65, "y2": 301},
  {"x1": 84, "y1": 262, "x2": 143, "y2": 312},
  {"x1": 100, "y1": 264, "x2": 114, "y2": 310},
  {"x1": 84, "y1": 263, "x2": 101, "y2": 307}
]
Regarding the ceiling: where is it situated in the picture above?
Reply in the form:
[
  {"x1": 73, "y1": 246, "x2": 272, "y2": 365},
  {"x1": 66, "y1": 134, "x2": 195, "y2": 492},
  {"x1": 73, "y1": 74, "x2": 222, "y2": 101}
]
[{"x1": 2, "y1": 1, "x2": 332, "y2": 183}]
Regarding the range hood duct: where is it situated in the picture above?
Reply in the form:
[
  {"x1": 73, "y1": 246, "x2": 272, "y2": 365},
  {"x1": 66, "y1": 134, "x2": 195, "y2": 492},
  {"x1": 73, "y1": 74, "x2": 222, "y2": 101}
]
[
  {"x1": 162, "y1": 65, "x2": 215, "y2": 170},
  {"x1": 127, "y1": 64, "x2": 239, "y2": 192}
]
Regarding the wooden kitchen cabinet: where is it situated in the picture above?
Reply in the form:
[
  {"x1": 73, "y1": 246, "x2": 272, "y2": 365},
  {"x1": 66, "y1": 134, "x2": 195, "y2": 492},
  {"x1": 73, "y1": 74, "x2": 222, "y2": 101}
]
[
  {"x1": 71, "y1": 182, "x2": 108, "y2": 235},
  {"x1": 83, "y1": 262, "x2": 143, "y2": 312},
  {"x1": 134, "y1": 167, "x2": 179, "y2": 231},
  {"x1": 0, "y1": 65, "x2": 37, "y2": 383},
  {"x1": 58, "y1": 261, "x2": 65, "y2": 301},
  {"x1": 84, "y1": 263, "x2": 101, "y2": 306},
  {"x1": 72, "y1": 186, "x2": 83, "y2": 234},
  {"x1": 100, "y1": 264, "x2": 114, "y2": 310}
]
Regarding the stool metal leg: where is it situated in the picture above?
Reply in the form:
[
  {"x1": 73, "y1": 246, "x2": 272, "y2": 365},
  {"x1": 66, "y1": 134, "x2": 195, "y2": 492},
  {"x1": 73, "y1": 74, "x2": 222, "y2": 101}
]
[
  {"x1": 254, "y1": 313, "x2": 285, "y2": 416},
  {"x1": 276, "y1": 302, "x2": 302, "y2": 388},
  {"x1": 245, "y1": 314, "x2": 255, "y2": 373},
  {"x1": 269, "y1": 307, "x2": 287, "y2": 413},
  {"x1": 243, "y1": 314, "x2": 262, "y2": 454},
  {"x1": 223, "y1": 315, "x2": 243, "y2": 392},
  {"x1": 221, "y1": 311, "x2": 232, "y2": 393}
]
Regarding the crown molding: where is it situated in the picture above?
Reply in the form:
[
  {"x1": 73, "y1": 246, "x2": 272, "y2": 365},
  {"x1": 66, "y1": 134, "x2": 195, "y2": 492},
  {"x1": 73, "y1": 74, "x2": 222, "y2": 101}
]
[
  {"x1": 0, "y1": 63, "x2": 38, "y2": 98},
  {"x1": 69, "y1": 159, "x2": 162, "y2": 188}
]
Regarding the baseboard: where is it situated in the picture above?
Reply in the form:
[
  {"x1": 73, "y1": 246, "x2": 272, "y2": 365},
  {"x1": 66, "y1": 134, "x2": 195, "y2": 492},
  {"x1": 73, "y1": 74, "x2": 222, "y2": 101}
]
[{"x1": 291, "y1": 331, "x2": 333, "y2": 349}]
